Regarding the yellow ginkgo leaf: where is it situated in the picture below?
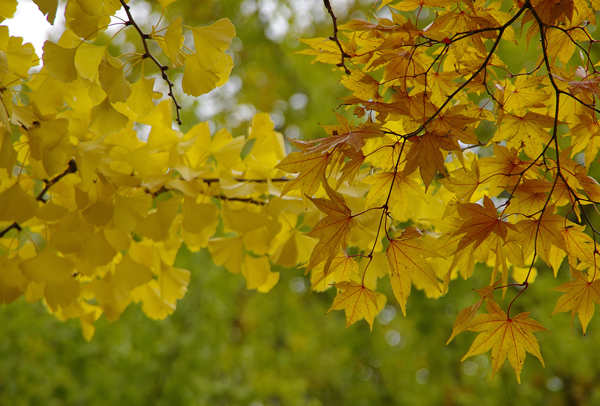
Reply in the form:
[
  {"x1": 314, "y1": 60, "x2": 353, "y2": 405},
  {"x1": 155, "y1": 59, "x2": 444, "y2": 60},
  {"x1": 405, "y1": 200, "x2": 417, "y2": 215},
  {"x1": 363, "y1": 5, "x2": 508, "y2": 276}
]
[
  {"x1": 0, "y1": 182, "x2": 39, "y2": 223},
  {"x1": 0, "y1": 0, "x2": 17, "y2": 21},
  {"x1": 190, "y1": 18, "x2": 236, "y2": 69},
  {"x1": 98, "y1": 54, "x2": 132, "y2": 103},
  {"x1": 208, "y1": 237, "x2": 244, "y2": 274},
  {"x1": 164, "y1": 16, "x2": 186, "y2": 68},
  {"x1": 157, "y1": 0, "x2": 178, "y2": 7},
  {"x1": 128, "y1": 75, "x2": 161, "y2": 116},
  {"x1": 181, "y1": 52, "x2": 220, "y2": 97},
  {"x1": 74, "y1": 42, "x2": 104, "y2": 81},
  {"x1": 136, "y1": 197, "x2": 181, "y2": 242},
  {"x1": 42, "y1": 41, "x2": 78, "y2": 83},
  {"x1": 159, "y1": 265, "x2": 191, "y2": 303},
  {"x1": 114, "y1": 254, "x2": 154, "y2": 292},
  {"x1": 89, "y1": 97, "x2": 129, "y2": 135},
  {"x1": 33, "y1": 0, "x2": 59, "y2": 24},
  {"x1": 114, "y1": 193, "x2": 153, "y2": 233},
  {"x1": 20, "y1": 247, "x2": 74, "y2": 283}
]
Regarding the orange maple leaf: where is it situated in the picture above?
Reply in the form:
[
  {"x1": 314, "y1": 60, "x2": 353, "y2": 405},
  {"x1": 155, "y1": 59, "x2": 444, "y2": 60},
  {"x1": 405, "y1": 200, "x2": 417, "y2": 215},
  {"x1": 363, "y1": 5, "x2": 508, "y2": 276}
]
[
  {"x1": 403, "y1": 131, "x2": 460, "y2": 189},
  {"x1": 462, "y1": 299, "x2": 547, "y2": 383},
  {"x1": 328, "y1": 281, "x2": 385, "y2": 330},
  {"x1": 552, "y1": 268, "x2": 600, "y2": 334},
  {"x1": 305, "y1": 182, "x2": 356, "y2": 273},
  {"x1": 453, "y1": 195, "x2": 516, "y2": 252},
  {"x1": 386, "y1": 227, "x2": 442, "y2": 315},
  {"x1": 306, "y1": 114, "x2": 383, "y2": 154}
]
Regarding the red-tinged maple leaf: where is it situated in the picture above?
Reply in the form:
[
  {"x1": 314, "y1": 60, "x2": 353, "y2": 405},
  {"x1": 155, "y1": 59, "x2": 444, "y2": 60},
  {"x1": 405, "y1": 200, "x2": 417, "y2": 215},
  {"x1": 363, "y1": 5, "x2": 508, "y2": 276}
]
[
  {"x1": 462, "y1": 299, "x2": 547, "y2": 383},
  {"x1": 336, "y1": 149, "x2": 365, "y2": 188},
  {"x1": 328, "y1": 281, "x2": 386, "y2": 330},
  {"x1": 305, "y1": 183, "x2": 356, "y2": 273},
  {"x1": 276, "y1": 151, "x2": 329, "y2": 198},
  {"x1": 386, "y1": 227, "x2": 442, "y2": 315},
  {"x1": 403, "y1": 132, "x2": 461, "y2": 189},
  {"x1": 447, "y1": 283, "x2": 497, "y2": 344},
  {"x1": 453, "y1": 196, "x2": 516, "y2": 252},
  {"x1": 429, "y1": 106, "x2": 480, "y2": 145},
  {"x1": 552, "y1": 268, "x2": 600, "y2": 334},
  {"x1": 306, "y1": 121, "x2": 383, "y2": 154}
]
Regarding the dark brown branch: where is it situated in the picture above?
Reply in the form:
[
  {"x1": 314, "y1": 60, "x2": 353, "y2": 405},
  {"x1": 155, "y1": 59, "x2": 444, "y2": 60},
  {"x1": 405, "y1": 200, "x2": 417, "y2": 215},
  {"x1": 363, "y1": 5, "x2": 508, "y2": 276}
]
[
  {"x1": 37, "y1": 159, "x2": 78, "y2": 202},
  {"x1": 0, "y1": 222, "x2": 21, "y2": 238},
  {"x1": 119, "y1": 0, "x2": 183, "y2": 125},
  {"x1": 323, "y1": 0, "x2": 351, "y2": 74}
]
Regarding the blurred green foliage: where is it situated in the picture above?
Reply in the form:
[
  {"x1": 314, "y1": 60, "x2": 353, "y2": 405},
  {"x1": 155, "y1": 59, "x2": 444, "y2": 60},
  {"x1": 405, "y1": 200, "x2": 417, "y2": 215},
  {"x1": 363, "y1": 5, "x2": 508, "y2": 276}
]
[{"x1": 2, "y1": 248, "x2": 600, "y2": 405}]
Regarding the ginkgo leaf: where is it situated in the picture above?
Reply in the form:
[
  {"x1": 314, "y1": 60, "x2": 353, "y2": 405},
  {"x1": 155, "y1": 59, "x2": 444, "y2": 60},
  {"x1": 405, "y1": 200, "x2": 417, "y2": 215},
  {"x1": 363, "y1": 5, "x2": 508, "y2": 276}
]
[
  {"x1": 128, "y1": 75, "x2": 162, "y2": 117},
  {"x1": 190, "y1": 18, "x2": 236, "y2": 69},
  {"x1": 208, "y1": 237, "x2": 244, "y2": 274},
  {"x1": 42, "y1": 41, "x2": 78, "y2": 83},
  {"x1": 89, "y1": 97, "x2": 129, "y2": 135},
  {"x1": 0, "y1": 0, "x2": 16, "y2": 21},
  {"x1": 164, "y1": 16, "x2": 186, "y2": 68},
  {"x1": 462, "y1": 299, "x2": 547, "y2": 383},
  {"x1": 0, "y1": 182, "x2": 39, "y2": 223},
  {"x1": 328, "y1": 281, "x2": 386, "y2": 330},
  {"x1": 552, "y1": 268, "x2": 600, "y2": 334},
  {"x1": 114, "y1": 194, "x2": 153, "y2": 233},
  {"x1": 98, "y1": 54, "x2": 132, "y2": 103},
  {"x1": 20, "y1": 247, "x2": 74, "y2": 283},
  {"x1": 181, "y1": 52, "x2": 220, "y2": 97},
  {"x1": 33, "y1": 0, "x2": 59, "y2": 24},
  {"x1": 73, "y1": 42, "x2": 104, "y2": 81}
]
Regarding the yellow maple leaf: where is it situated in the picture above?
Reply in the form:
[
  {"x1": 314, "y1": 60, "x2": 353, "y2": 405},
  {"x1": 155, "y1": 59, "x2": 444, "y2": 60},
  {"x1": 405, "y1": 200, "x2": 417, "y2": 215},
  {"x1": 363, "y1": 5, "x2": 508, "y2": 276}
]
[
  {"x1": 328, "y1": 281, "x2": 386, "y2": 330},
  {"x1": 462, "y1": 299, "x2": 547, "y2": 383},
  {"x1": 386, "y1": 227, "x2": 442, "y2": 315},
  {"x1": 276, "y1": 151, "x2": 329, "y2": 198},
  {"x1": 552, "y1": 268, "x2": 600, "y2": 334},
  {"x1": 305, "y1": 182, "x2": 356, "y2": 273},
  {"x1": 447, "y1": 284, "x2": 496, "y2": 344}
]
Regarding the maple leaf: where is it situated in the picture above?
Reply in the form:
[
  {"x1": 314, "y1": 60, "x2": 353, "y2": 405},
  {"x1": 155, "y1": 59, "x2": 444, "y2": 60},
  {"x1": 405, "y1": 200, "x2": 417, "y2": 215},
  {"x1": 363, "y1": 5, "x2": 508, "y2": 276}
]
[
  {"x1": 462, "y1": 299, "x2": 547, "y2": 383},
  {"x1": 453, "y1": 195, "x2": 516, "y2": 252},
  {"x1": 386, "y1": 227, "x2": 442, "y2": 315},
  {"x1": 328, "y1": 281, "x2": 386, "y2": 330},
  {"x1": 305, "y1": 182, "x2": 356, "y2": 273},
  {"x1": 276, "y1": 151, "x2": 329, "y2": 198},
  {"x1": 512, "y1": 207, "x2": 567, "y2": 267},
  {"x1": 403, "y1": 132, "x2": 461, "y2": 189},
  {"x1": 447, "y1": 283, "x2": 496, "y2": 344},
  {"x1": 552, "y1": 268, "x2": 600, "y2": 334}
]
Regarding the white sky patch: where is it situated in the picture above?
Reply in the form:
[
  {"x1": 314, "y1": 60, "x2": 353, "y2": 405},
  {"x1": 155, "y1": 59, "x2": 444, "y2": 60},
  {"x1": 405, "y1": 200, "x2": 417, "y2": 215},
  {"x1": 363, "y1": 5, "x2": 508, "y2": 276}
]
[{"x1": 3, "y1": 0, "x2": 65, "y2": 56}]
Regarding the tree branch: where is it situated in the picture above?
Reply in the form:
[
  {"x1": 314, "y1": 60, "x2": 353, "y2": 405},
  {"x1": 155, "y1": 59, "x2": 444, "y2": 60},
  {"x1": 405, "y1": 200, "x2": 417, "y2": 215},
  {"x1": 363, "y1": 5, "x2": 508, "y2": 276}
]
[{"x1": 119, "y1": 0, "x2": 183, "y2": 125}]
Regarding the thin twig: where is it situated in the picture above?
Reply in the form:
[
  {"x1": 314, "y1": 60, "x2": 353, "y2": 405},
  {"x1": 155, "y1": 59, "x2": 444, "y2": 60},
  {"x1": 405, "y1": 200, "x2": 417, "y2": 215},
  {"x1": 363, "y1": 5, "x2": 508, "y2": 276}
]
[
  {"x1": 119, "y1": 0, "x2": 183, "y2": 125},
  {"x1": 323, "y1": 0, "x2": 351, "y2": 74}
]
